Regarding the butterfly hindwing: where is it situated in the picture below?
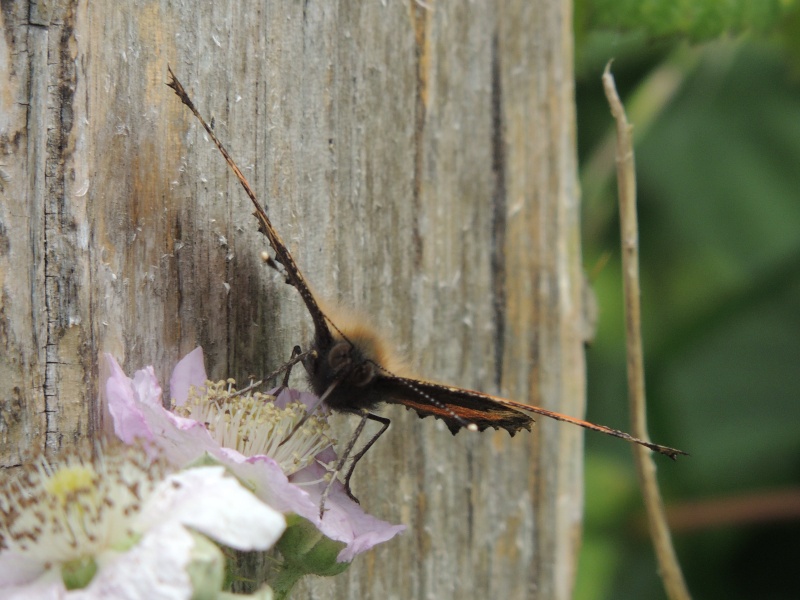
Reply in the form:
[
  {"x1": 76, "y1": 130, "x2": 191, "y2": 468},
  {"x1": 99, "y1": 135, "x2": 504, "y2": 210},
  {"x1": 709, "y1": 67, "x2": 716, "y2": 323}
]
[
  {"x1": 376, "y1": 375, "x2": 686, "y2": 458},
  {"x1": 375, "y1": 375, "x2": 534, "y2": 435}
]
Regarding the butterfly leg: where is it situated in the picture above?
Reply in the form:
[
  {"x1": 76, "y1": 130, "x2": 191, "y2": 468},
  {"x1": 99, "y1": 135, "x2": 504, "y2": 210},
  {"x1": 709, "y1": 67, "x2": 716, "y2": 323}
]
[
  {"x1": 319, "y1": 410, "x2": 390, "y2": 517},
  {"x1": 319, "y1": 411, "x2": 369, "y2": 517},
  {"x1": 229, "y1": 349, "x2": 308, "y2": 399},
  {"x1": 280, "y1": 345, "x2": 304, "y2": 389},
  {"x1": 259, "y1": 345, "x2": 314, "y2": 393},
  {"x1": 342, "y1": 412, "x2": 390, "y2": 502}
]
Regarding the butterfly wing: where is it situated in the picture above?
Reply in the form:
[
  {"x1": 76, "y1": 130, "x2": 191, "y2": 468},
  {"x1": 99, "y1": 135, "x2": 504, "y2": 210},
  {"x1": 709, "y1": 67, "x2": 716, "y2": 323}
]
[
  {"x1": 377, "y1": 375, "x2": 687, "y2": 458},
  {"x1": 167, "y1": 69, "x2": 334, "y2": 348},
  {"x1": 374, "y1": 375, "x2": 534, "y2": 435}
]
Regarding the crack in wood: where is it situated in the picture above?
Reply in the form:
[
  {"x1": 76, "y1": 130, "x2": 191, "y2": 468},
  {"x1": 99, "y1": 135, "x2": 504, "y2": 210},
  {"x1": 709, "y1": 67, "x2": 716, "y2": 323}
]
[
  {"x1": 37, "y1": 4, "x2": 79, "y2": 455},
  {"x1": 410, "y1": 1, "x2": 429, "y2": 270},
  {"x1": 490, "y1": 33, "x2": 507, "y2": 391}
]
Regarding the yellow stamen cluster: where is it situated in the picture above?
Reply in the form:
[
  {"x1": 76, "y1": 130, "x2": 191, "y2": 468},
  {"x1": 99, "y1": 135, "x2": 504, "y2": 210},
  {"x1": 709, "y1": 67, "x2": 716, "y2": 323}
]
[
  {"x1": 0, "y1": 444, "x2": 166, "y2": 564},
  {"x1": 172, "y1": 381, "x2": 333, "y2": 475}
]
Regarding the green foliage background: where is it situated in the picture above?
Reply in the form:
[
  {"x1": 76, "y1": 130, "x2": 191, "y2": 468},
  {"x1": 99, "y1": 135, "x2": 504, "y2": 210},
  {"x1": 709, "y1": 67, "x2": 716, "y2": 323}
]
[{"x1": 574, "y1": 2, "x2": 800, "y2": 598}]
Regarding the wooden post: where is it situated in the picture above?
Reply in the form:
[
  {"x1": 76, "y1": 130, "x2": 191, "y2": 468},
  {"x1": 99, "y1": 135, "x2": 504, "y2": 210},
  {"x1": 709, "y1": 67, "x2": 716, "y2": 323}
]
[{"x1": 0, "y1": 1, "x2": 584, "y2": 597}]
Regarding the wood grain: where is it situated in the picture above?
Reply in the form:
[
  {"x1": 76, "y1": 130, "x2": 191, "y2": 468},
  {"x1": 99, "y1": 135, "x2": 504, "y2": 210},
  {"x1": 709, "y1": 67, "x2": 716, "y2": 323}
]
[{"x1": 0, "y1": 1, "x2": 584, "y2": 597}]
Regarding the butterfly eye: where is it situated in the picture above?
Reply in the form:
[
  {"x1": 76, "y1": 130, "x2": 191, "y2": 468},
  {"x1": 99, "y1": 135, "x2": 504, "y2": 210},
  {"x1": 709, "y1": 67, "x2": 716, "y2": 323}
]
[
  {"x1": 328, "y1": 342, "x2": 353, "y2": 373},
  {"x1": 348, "y1": 362, "x2": 375, "y2": 387}
]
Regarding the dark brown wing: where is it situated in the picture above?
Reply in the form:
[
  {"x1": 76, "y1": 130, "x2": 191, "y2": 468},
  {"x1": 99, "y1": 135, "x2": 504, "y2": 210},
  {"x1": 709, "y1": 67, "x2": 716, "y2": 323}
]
[
  {"x1": 378, "y1": 375, "x2": 687, "y2": 459},
  {"x1": 167, "y1": 68, "x2": 333, "y2": 349},
  {"x1": 374, "y1": 375, "x2": 533, "y2": 436}
]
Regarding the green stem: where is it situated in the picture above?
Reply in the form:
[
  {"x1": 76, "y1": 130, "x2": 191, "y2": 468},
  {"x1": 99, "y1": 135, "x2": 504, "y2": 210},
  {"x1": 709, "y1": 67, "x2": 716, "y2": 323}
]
[{"x1": 269, "y1": 563, "x2": 305, "y2": 600}]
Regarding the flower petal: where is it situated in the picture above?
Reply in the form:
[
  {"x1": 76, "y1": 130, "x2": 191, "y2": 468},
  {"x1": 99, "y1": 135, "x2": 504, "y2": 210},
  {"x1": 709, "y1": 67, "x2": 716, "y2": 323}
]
[
  {"x1": 103, "y1": 354, "x2": 155, "y2": 444},
  {"x1": 270, "y1": 387, "x2": 329, "y2": 416},
  {"x1": 169, "y1": 347, "x2": 207, "y2": 407},
  {"x1": 0, "y1": 580, "x2": 64, "y2": 600},
  {"x1": 137, "y1": 466, "x2": 286, "y2": 551},
  {"x1": 0, "y1": 552, "x2": 46, "y2": 588},
  {"x1": 290, "y1": 463, "x2": 406, "y2": 562},
  {"x1": 72, "y1": 521, "x2": 194, "y2": 600},
  {"x1": 215, "y1": 449, "x2": 319, "y2": 516}
]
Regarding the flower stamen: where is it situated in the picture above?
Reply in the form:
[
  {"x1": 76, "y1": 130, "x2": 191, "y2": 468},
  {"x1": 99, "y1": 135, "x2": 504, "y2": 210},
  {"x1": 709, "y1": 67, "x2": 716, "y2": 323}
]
[
  {"x1": 0, "y1": 444, "x2": 166, "y2": 587},
  {"x1": 173, "y1": 382, "x2": 334, "y2": 475}
]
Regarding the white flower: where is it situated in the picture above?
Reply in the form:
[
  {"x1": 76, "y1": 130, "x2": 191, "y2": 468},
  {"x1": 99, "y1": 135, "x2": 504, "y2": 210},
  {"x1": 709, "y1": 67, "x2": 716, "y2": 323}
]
[{"x1": 0, "y1": 444, "x2": 286, "y2": 598}]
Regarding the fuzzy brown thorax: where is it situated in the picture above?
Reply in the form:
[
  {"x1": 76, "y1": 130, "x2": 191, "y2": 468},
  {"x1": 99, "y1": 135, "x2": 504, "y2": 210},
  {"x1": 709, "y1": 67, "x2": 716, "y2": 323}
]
[{"x1": 304, "y1": 317, "x2": 405, "y2": 412}]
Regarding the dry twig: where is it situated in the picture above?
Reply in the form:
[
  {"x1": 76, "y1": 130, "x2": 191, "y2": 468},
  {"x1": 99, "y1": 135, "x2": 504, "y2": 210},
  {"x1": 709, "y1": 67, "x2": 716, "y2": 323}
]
[{"x1": 602, "y1": 61, "x2": 691, "y2": 600}]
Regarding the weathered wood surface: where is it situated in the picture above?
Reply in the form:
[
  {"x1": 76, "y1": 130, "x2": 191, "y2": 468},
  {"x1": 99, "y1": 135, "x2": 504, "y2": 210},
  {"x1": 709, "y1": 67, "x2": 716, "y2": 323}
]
[{"x1": 0, "y1": 0, "x2": 584, "y2": 597}]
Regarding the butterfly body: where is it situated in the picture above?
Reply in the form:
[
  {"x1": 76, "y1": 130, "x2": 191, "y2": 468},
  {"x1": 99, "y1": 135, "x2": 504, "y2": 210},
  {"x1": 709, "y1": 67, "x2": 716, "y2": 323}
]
[
  {"x1": 302, "y1": 311, "x2": 535, "y2": 434},
  {"x1": 305, "y1": 330, "x2": 387, "y2": 412}
]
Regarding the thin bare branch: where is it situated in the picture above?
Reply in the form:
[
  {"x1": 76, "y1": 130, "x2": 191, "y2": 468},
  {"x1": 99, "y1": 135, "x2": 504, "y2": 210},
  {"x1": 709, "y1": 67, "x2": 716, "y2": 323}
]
[{"x1": 602, "y1": 61, "x2": 692, "y2": 600}]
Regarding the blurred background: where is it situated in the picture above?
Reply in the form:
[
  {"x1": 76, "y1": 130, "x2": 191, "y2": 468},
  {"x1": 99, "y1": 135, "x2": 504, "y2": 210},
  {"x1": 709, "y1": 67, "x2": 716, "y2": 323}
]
[{"x1": 572, "y1": 2, "x2": 800, "y2": 598}]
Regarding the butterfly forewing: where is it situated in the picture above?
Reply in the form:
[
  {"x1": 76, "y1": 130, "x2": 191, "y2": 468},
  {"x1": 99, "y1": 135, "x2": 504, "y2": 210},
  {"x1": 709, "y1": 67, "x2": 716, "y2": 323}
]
[{"x1": 166, "y1": 68, "x2": 334, "y2": 349}]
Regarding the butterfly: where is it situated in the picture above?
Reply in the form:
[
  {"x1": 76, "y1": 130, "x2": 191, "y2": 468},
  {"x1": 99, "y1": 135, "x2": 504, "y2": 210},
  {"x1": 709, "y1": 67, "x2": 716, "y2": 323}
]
[{"x1": 167, "y1": 68, "x2": 686, "y2": 499}]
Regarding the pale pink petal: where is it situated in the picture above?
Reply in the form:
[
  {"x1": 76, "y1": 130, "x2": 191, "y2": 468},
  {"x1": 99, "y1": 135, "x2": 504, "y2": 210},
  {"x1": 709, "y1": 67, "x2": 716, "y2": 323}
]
[
  {"x1": 290, "y1": 463, "x2": 406, "y2": 562},
  {"x1": 169, "y1": 348, "x2": 207, "y2": 406},
  {"x1": 133, "y1": 401, "x2": 217, "y2": 467},
  {"x1": 130, "y1": 366, "x2": 165, "y2": 409},
  {"x1": 103, "y1": 354, "x2": 154, "y2": 444},
  {"x1": 270, "y1": 387, "x2": 329, "y2": 416},
  {"x1": 216, "y1": 449, "x2": 318, "y2": 516}
]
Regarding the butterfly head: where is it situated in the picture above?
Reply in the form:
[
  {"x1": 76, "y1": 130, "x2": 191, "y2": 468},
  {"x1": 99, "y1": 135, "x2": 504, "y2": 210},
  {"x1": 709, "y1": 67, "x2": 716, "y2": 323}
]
[
  {"x1": 327, "y1": 341, "x2": 377, "y2": 387},
  {"x1": 304, "y1": 316, "x2": 405, "y2": 412}
]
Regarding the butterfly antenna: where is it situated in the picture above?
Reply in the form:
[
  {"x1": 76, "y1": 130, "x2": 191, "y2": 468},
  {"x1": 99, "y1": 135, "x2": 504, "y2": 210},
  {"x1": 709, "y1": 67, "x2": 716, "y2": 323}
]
[
  {"x1": 322, "y1": 313, "x2": 359, "y2": 348},
  {"x1": 369, "y1": 360, "x2": 479, "y2": 432}
]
